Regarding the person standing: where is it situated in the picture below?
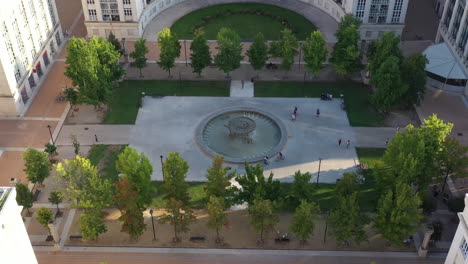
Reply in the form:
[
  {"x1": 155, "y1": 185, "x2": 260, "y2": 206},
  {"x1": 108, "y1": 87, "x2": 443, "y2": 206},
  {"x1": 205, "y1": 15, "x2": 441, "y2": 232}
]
[
  {"x1": 385, "y1": 138, "x2": 389, "y2": 146},
  {"x1": 291, "y1": 114, "x2": 296, "y2": 121},
  {"x1": 338, "y1": 139, "x2": 342, "y2": 146},
  {"x1": 346, "y1": 140, "x2": 350, "y2": 149},
  {"x1": 316, "y1": 108, "x2": 320, "y2": 118},
  {"x1": 293, "y1": 106, "x2": 298, "y2": 115}
]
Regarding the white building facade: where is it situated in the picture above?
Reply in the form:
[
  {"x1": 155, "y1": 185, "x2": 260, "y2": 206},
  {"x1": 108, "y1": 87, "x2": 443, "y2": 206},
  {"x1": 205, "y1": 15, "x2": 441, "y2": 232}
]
[
  {"x1": 445, "y1": 194, "x2": 468, "y2": 264},
  {"x1": 81, "y1": 0, "x2": 409, "y2": 41},
  {"x1": 0, "y1": 187, "x2": 38, "y2": 264},
  {"x1": 0, "y1": 0, "x2": 63, "y2": 116}
]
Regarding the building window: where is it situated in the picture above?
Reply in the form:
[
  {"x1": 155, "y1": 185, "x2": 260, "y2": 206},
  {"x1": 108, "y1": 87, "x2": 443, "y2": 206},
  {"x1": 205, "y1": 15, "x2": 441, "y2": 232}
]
[
  {"x1": 88, "y1": 9, "x2": 98, "y2": 21},
  {"x1": 14, "y1": 68, "x2": 22, "y2": 82},
  {"x1": 47, "y1": 0, "x2": 57, "y2": 26},
  {"x1": 87, "y1": 0, "x2": 95, "y2": 3},
  {"x1": 459, "y1": 20, "x2": 468, "y2": 50},
  {"x1": 365, "y1": 31, "x2": 372, "y2": 38},
  {"x1": 124, "y1": 8, "x2": 132, "y2": 16},
  {"x1": 43, "y1": 52, "x2": 50, "y2": 67},
  {"x1": 55, "y1": 32, "x2": 62, "y2": 46},
  {"x1": 369, "y1": 0, "x2": 389, "y2": 24},
  {"x1": 355, "y1": 0, "x2": 366, "y2": 18},
  {"x1": 28, "y1": 75, "x2": 36, "y2": 90},
  {"x1": 20, "y1": 87, "x2": 29, "y2": 104},
  {"x1": 461, "y1": 238, "x2": 468, "y2": 258},
  {"x1": 444, "y1": 0, "x2": 456, "y2": 28},
  {"x1": 101, "y1": 3, "x2": 120, "y2": 21},
  {"x1": 451, "y1": 4, "x2": 464, "y2": 39},
  {"x1": 391, "y1": 0, "x2": 403, "y2": 23},
  {"x1": 49, "y1": 40, "x2": 56, "y2": 55},
  {"x1": 123, "y1": 0, "x2": 131, "y2": 4},
  {"x1": 1, "y1": 22, "x2": 16, "y2": 65}
]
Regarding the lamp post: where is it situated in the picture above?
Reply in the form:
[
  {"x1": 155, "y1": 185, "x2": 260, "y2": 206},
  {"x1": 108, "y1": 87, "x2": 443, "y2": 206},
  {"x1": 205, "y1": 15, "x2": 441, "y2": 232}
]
[
  {"x1": 160, "y1": 155, "x2": 164, "y2": 178},
  {"x1": 47, "y1": 125, "x2": 55, "y2": 145},
  {"x1": 298, "y1": 42, "x2": 302, "y2": 70},
  {"x1": 149, "y1": 209, "x2": 156, "y2": 241},
  {"x1": 316, "y1": 158, "x2": 322, "y2": 187},
  {"x1": 184, "y1": 40, "x2": 188, "y2": 67},
  {"x1": 323, "y1": 211, "x2": 330, "y2": 244}
]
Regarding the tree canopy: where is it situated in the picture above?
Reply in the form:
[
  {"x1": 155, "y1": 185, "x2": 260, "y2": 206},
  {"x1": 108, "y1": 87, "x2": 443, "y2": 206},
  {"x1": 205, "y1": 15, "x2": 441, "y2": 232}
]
[
  {"x1": 205, "y1": 155, "x2": 236, "y2": 208},
  {"x1": 15, "y1": 183, "x2": 34, "y2": 214},
  {"x1": 190, "y1": 29, "x2": 212, "y2": 76},
  {"x1": 330, "y1": 14, "x2": 362, "y2": 75},
  {"x1": 290, "y1": 200, "x2": 319, "y2": 243},
  {"x1": 206, "y1": 195, "x2": 227, "y2": 243},
  {"x1": 269, "y1": 28, "x2": 298, "y2": 72},
  {"x1": 248, "y1": 198, "x2": 278, "y2": 244},
  {"x1": 302, "y1": 30, "x2": 327, "y2": 75},
  {"x1": 235, "y1": 162, "x2": 281, "y2": 205},
  {"x1": 22, "y1": 148, "x2": 51, "y2": 184},
  {"x1": 401, "y1": 54, "x2": 428, "y2": 105},
  {"x1": 115, "y1": 177, "x2": 146, "y2": 240},
  {"x1": 214, "y1": 28, "x2": 243, "y2": 77},
  {"x1": 130, "y1": 38, "x2": 149, "y2": 77},
  {"x1": 246, "y1": 32, "x2": 269, "y2": 73},
  {"x1": 157, "y1": 28, "x2": 181, "y2": 76},
  {"x1": 287, "y1": 171, "x2": 314, "y2": 209},
  {"x1": 162, "y1": 152, "x2": 190, "y2": 206}
]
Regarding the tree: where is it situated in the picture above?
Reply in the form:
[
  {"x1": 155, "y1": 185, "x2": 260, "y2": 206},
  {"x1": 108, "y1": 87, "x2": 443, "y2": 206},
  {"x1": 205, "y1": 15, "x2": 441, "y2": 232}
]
[
  {"x1": 190, "y1": 28, "x2": 211, "y2": 77},
  {"x1": 107, "y1": 31, "x2": 122, "y2": 55},
  {"x1": 436, "y1": 137, "x2": 468, "y2": 192},
  {"x1": 71, "y1": 135, "x2": 80, "y2": 155},
  {"x1": 55, "y1": 156, "x2": 113, "y2": 209},
  {"x1": 44, "y1": 143, "x2": 58, "y2": 163},
  {"x1": 116, "y1": 147, "x2": 153, "y2": 210},
  {"x1": 235, "y1": 162, "x2": 281, "y2": 205},
  {"x1": 36, "y1": 207, "x2": 54, "y2": 236},
  {"x1": 330, "y1": 14, "x2": 362, "y2": 76},
  {"x1": 130, "y1": 38, "x2": 149, "y2": 77},
  {"x1": 157, "y1": 28, "x2": 181, "y2": 77},
  {"x1": 22, "y1": 148, "x2": 50, "y2": 185},
  {"x1": 214, "y1": 28, "x2": 243, "y2": 77},
  {"x1": 328, "y1": 193, "x2": 368, "y2": 246},
  {"x1": 65, "y1": 37, "x2": 123, "y2": 106},
  {"x1": 381, "y1": 115, "x2": 453, "y2": 193},
  {"x1": 205, "y1": 155, "x2": 236, "y2": 208},
  {"x1": 162, "y1": 152, "x2": 190, "y2": 206},
  {"x1": 269, "y1": 29, "x2": 298, "y2": 73},
  {"x1": 79, "y1": 208, "x2": 108, "y2": 241},
  {"x1": 367, "y1": 32, "x2": 402, "y2": 77},
  {"x1": 206, "y1": 196, "x2": 227, "y2": 243},
  {"x1": 401, "y1": 53, "x2": 428, "y2": 105},
  {"x1": 115, "y1": 177, "x2": 146, "y2": 240},
  {"x1": 373, "y1": 183, "x2": 422, "y2": 246},
  {"x1": 335, "y1": 172, "x2": 359, "y2": 197},
  {"x1": 48, "y1": 190, "x2": 64, "y2": 215},
  {"x1": 288, "y1": 171, "x2": 314, "y2": 209},
  {"x1": 15, "y1": 183, "x2": 34, "y2": 215},
  {"x1": 248, "y1": 198, "x2": 278, "y2": 244},
  {"x1": 371, "y1": 56, "x2": 408, "y2": 110},
  {"x1": 64, "y1": 87, "x2": 79, "y2": 113},
  {"x1": 246, "y1": 32, "x2": 269, "y2": 76},
  {"x1": 290, "y1": 200, "x2": 319, "y2": 243},
  {"x1": 302, "y1": 30, "x2": 327, "y2": 75},
  {"x1": 160, "y1": 198, "x2": 195, "y2": 242}
]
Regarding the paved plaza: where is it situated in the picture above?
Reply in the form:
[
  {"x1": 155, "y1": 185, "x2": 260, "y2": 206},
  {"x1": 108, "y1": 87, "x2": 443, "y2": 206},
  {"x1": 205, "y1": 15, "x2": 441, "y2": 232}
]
[{"x1": 130, "y1": 96, "x2": 358, "y2": 183}]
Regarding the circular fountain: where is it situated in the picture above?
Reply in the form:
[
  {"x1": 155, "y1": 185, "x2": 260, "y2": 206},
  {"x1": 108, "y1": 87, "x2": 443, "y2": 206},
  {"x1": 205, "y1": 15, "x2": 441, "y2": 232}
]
[{"x1": 196, "y1": 107, "x2": 287, "y2": 163}]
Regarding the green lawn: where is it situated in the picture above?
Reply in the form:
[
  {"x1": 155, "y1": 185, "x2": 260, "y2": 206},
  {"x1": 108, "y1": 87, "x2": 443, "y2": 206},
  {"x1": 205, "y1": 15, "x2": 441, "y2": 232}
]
[
  {"x1": 104, "y1": 80, "x2": 229, "y2": 124},
  {"x1": 170, "y1": 3, "x2": 316, "y2": 40},
  {"x1": 254, "y1": 81, "x2": 384, "y2": 127},
  {"x1": 87, "y1": 145, "x2": 126, "y2": 183},
  {"x1": 150, "y1": 181, "x2": 207, "y2": 209}
]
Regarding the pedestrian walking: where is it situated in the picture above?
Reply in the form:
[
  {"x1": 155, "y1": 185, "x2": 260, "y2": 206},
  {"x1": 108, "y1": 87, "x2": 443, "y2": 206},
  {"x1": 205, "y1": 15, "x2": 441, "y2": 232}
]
[
  {"x1": 95, "y1": 134, "x2": 99, "y2": 142},
  {"x1": 346, "y1": 139, "x2": 350, "y2": 149},
  {"x1": 264, "y1": 156, "x2": 269, "y2": 165},
  {"x1": 291, "y1": 114, "x2": 296, "y2": 121},
  {"x1": 316, "y1": 108, "x2": 320, "y2": 118},
  {"x1": 279, "y1": 152, "x2": 284, "y2": 160},
  {"x1": 251, "y1": 77, "x2": 254, "y2": 83},
  {"x1": 338, "y1": 139, "x2": 342, "y2": 146},
  {"x1": 241, "y1": 80, "x2": 244, "y2": 88},
  {"x1": 396, "y1": 126, "x2": 400, "y2": 132},
  {"x1": 385, "y1": 137, "x2": 389, "y2": 146},
  {"x1": 293, "y1": 106, "x2": 298, "y2": 115}
]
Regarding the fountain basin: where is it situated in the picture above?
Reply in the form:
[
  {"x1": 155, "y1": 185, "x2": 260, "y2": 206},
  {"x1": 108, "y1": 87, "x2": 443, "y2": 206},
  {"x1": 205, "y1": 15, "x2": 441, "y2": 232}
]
[{"x1": 196, "y1": 107, "x2": 287, "y2": 163}]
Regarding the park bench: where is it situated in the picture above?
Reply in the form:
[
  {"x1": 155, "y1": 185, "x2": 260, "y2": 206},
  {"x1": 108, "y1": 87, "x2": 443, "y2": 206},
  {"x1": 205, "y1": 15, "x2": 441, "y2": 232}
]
[
  {"x1": 189, "y1": 236, "x2": 205, "y2": 242},
  {"x1": 69, "y1": 235, "x2": 83, "y2": 240}
]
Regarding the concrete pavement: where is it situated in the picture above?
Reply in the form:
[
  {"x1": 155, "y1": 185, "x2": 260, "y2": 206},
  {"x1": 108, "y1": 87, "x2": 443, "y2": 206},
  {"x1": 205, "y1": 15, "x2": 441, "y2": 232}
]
[
  {"x1": 56, "y1": 125, "x2": 133, "y2": 146},
  {"x1": 230, "y1": 80, "x2": 254, "y2": 97}
]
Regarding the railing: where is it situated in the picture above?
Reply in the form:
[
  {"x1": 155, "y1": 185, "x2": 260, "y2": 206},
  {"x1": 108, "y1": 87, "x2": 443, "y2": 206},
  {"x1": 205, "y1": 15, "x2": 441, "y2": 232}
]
[{"x1": 0, "y1": 188, "x2": 12, "y2": 212}]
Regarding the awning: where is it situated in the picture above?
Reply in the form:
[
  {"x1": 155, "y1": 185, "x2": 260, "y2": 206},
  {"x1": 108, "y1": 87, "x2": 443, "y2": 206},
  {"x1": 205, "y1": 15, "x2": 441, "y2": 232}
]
[{"x1": 422, "y1": 43, "x2": 468, "y2": 79}]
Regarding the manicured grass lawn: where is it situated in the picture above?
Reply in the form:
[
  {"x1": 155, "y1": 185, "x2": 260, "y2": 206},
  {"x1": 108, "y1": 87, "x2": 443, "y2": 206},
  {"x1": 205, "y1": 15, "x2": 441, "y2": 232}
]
[
  {"x1": 171, "y1": 3, "x2": 316, "y2": 40},
  {"x1": 87, "y1": 145, "x2": 126, "y2": 183},
  {"x1": 254, "y1": 81, "x2": 384, "y2": 127},
  {"x1": 104, "y1": 80, "x2": 229, "y2": 124},
  {"x1": 356, "y1": 147, "x2": 386, "y2": 169},
  {"x1": 151, "y1": 181, "x2": 207, "y2": 209}
]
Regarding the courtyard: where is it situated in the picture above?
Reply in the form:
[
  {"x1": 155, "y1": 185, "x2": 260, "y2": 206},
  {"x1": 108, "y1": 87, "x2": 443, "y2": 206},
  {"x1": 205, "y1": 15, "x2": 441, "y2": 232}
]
[{"x1": 130, "y1": 96, "x2": 358, "y2": 183}]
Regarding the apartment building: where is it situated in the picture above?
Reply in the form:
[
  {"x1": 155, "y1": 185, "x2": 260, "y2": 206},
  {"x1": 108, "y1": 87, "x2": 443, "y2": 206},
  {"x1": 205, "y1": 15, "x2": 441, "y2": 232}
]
[
  {"x1": 81, "y1": 0, "x2": 409, "y2": 41},
  {"x1": 0, "y1": 187, "x2": 38, "y2": 264},
  {"x1": 445, "y1": 194, "x2": 468, "y2": 264},
  {"x1": 0, "y1": 0, "x2": 63, "y2": 116}
]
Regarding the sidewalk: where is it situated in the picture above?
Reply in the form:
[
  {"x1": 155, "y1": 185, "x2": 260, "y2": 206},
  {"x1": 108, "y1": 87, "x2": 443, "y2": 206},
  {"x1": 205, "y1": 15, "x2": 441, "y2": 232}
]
[
  {"x1": 352, "y1": 127, "x2": 401, "y2": 148},
  {"x1": 56, "y1": 125, "x2": 133, "y2": 146}
]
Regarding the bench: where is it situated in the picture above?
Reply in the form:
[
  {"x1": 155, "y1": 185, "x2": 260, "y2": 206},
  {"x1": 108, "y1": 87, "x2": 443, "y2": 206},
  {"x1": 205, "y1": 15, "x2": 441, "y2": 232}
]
[
  {"x1": 69, "y1": 235, "x2": 83, "y2": 240},
  {"x1": 189, "y1": 236, "x2": 205, "y2": 242},
  {"x1": 275, "y1": 237, "x2": 290, "y2": 243}
]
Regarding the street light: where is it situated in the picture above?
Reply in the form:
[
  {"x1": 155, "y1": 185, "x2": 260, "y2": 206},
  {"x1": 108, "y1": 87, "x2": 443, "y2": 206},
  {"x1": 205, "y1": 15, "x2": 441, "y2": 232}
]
[
  {"x1": 183, "y1": 40, "x2": 188, "y2": 67},
  {"x1": 160, "y1": 155, "x2": 164, "y2": 178},
  {"x1": 149, "y1": 209, "x2": 156, "y2": 240},
  {"x1": 323, "y1": 211, "x2": 330, "y2": 244},
  {"x1": 316, "y1": 158, "x2": 322, "y2": 187},
  {"x1": 47, "y1": 125, "x2": 55, "y2": 145}
]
